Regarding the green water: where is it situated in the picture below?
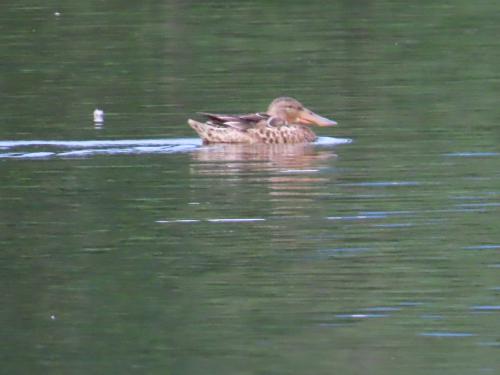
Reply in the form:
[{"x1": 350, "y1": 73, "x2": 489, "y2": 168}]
[{"x1": 1, "y1": 1, "x2": 499, "y2": 374}]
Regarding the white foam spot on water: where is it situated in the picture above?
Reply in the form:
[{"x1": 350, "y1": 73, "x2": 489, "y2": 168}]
[
  {"x1": 93, "y1": 109, "x2": 104, "y2": 123},
  {"x1": 315, "y1": 136, "x2": 352, "y2": 146}
]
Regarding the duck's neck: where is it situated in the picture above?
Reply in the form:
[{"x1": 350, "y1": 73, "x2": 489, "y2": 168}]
[{"x1": 267, "y1": 108, "x2": 289, "y2": 124}]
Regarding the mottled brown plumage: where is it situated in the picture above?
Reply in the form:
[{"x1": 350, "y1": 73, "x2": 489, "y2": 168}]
[{"x1": 188, "y1": 97, "x2": 337, "y2": 144}]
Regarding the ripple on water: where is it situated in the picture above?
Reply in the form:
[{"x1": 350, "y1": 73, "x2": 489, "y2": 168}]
[
  {"x1": 372, "y1": 223, "x2": 414, "y2": 228},
  {"x1": 418, "y1": 332, "x2": 477, "y2": 338},
  {"x1": 206, "y1": 218, "x2": 266, "y2": 223},
  {"x1": 339, "y1": 181, "x2": 423, "y2": 187},
  {"x1": 156, "y1": 219, "x2": 201, "y2": 224},
  {"x1": 326, "y1": 215, "x2": 386, "y2": 220},
  {"x1": 0, "y1": 139, "x2": 202, "y2": 159},
  {"x1": 279, "y1": 169, "x2": 320, "y2": 174},
  {"x1": 360, "y1": 210, "x2": 416, "y2": 217},
  {"x1": 316, "y1": 247, "x2": 372, "y2": 258},
  {"x1": 444, "y1": 152, "x2": 500, "y2": 157},
  {"x1": 361, "y1": 306, "x2": 402, "y2": 312},
  {"x1": 2, "y1": 152, "x2": 55, "y2": 159},
  {"x1": 478, "y1": 341, "x2": 500, "y2": 348},
  {"x1": 464, "y1": 245, "x2": 500, "y2": 250},
  {"x1": 156, "y1": 218, "x2": 266, "y2": 224},
  {"x1": 335, "y1": 313, "x2": 389, "y2": 319},
  {"x1": 0, "y1": 137, "x2": 350, "y2": 159},
  {"x1": 456, "y1": 202, "x2": 500, "y2": 208},
  {"x1": 471, "y1": 305, "x2": 500, "y2": 311},
  {"x1": 0, "y1": 139, "x2": 203, "y2": 148}
]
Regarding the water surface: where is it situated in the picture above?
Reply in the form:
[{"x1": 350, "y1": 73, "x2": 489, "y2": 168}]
[{"x1": 1, "y1": 1, "x2": 500, "y2": 374}]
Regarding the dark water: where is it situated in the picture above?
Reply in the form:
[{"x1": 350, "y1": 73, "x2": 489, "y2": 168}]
[{"x1": 1, "y1": 1, "x2": 500, "y2": 374}]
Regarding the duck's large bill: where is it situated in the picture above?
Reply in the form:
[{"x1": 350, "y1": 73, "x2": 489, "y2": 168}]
[{"x1": 297, "y1": 109, "x2": 337, "y2": 127}]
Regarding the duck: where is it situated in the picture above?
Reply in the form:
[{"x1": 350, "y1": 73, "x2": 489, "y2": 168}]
[{"x1": 188, "y1": 97, "x2": 337, "y2": 144}]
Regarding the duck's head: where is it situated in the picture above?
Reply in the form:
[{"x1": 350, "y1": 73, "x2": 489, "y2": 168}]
[{"x1": 267, "y1": 97, "x2": 337, "y2": 126}]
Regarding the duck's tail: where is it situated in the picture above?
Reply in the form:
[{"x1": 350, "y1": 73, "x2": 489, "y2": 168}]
[{"x1": 188, "y1": 119, "x2": 252, "y2": 144}]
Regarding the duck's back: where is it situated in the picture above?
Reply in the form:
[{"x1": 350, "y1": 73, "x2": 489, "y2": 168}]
[{"x1": 188, "y1": 119, "x2": 316, "y2": 144}]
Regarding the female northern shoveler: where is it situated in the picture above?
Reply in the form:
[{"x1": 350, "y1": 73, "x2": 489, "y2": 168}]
[{"x1": 188, "y1": 97, "x2": 337, "y2": 144}]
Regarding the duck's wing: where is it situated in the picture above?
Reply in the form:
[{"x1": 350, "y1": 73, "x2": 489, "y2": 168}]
[{"x1": 199, "y1": 112, "x2": 270, "y2": 131}]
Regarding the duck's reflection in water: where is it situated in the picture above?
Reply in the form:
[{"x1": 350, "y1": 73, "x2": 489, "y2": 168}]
[
  {"x1": 191, "y1": 143, "x2": 336, "y2": 170},
  {"x1": 189, "y1": 144, "x2": 338, "y2": 217}
]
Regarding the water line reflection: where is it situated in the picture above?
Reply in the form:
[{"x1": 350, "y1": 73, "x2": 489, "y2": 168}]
[{"x1": 189, "y1": 143, "x2": 338, "y2": 217}]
